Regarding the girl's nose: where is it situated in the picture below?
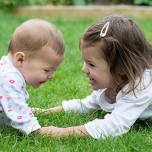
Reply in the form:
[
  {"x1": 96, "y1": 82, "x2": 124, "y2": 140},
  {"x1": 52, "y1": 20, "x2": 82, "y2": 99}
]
[{"x1": 82, "y1": 63, "x2": 89, "y2": 74}]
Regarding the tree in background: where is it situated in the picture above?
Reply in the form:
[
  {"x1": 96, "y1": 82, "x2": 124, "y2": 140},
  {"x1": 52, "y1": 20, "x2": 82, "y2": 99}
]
[
  {"x1": 134, "y1": 0, "x2": 152, "y2": 5},
  {"x1": 0, "y1": 0, "x2": 152, "y2": 12}
]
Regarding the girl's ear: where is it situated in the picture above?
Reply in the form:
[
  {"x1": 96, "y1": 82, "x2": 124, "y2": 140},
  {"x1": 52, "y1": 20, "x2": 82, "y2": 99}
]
[{"x1": 13, "y1": 52, "x2": 25, "y2": 68}]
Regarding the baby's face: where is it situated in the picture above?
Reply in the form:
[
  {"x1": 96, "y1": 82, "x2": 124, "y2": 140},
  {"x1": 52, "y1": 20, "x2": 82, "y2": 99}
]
[{"x1": 20, "y1": 47, "x2": 64, "y2": 88}]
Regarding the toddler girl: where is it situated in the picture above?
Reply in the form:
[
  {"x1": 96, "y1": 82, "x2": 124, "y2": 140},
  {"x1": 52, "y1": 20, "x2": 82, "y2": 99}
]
[{"x1": 33, "y1": 15, "x2": 152, "y2": 139}]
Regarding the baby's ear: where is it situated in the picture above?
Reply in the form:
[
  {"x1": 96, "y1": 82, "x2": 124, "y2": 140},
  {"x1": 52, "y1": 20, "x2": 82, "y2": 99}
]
[{"x1": 13, "y1": 52, "x2": 25, "y2": 67}]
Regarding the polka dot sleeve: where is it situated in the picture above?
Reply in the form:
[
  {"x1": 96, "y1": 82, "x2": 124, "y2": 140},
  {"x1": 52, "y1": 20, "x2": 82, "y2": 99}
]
[{"x1": 0, "y1": 74, "x2": 41, "y2": 134}]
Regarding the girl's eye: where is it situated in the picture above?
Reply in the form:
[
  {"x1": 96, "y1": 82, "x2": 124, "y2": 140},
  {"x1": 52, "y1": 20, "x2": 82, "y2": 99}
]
[{"x1": 89, "y1": 63, "x2": 95, "y2": 67}]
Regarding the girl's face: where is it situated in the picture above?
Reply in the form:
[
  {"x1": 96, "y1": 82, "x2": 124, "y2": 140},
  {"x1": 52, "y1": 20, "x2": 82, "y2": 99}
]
[
  {"x1": 13, "y1": 46, "x2": 64, "y2": 88},
  {"x1": 81, "y1": 41, "x2": 113, "y2": 90}
]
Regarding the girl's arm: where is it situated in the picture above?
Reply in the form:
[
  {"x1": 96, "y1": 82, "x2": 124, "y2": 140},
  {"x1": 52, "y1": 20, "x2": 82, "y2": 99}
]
[
  {"x1": 32, "y1": 90, "x2": 101, "y2": 115},
  {"x1": 35, "y1": 125, "x2": 89, "y2": 137},
  {"x1": 31, "y1": 106, "x2": 63, "y2": 115}
]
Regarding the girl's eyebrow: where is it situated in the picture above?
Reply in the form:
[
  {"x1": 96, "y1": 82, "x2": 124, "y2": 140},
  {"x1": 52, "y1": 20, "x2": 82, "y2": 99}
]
[
  {"x1": 87, "y1": 60, "x2": 92, "y2": 63},
  {"x1": 86, "y1": 59, "x2": 94, "y2": 63}
]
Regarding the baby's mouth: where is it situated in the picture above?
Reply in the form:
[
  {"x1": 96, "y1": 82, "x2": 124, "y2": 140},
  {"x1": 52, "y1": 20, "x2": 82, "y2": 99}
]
[{"x1": 39, "y1": 81, "x2": 46, "y2": 84}]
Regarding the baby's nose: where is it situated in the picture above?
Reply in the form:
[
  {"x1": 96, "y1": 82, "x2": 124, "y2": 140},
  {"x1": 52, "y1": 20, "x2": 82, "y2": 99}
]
[{"x1": 47, "y1": 74, "x2": 53, "y2": 80}]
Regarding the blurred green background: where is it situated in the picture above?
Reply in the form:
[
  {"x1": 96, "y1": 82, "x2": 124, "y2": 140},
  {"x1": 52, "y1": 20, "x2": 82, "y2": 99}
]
[{"x1": 1, "y1": 0, "x2": 152, "y2": 11}]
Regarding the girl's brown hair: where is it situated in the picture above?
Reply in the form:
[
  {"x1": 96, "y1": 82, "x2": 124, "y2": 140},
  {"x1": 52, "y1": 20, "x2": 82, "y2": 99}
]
[{"x1": 81, "y1": 15, "x2": 152, "y2": 94}]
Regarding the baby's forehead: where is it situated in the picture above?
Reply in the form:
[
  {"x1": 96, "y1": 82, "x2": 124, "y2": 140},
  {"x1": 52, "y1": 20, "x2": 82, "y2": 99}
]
[
  {"x1": 9, "y1": 19, "x2": 64, "y2": 55},
  {"x1": 13, "y1": 19, "x2": 58, "y2": 43},
  {"x1": 16, "y1": 19, "x2": 55, "y2": 32}
]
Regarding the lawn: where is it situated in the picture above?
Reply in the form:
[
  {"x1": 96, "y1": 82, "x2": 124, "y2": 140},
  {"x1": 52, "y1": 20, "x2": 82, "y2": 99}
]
[{"x1": 0, "y1": 11, "x2": 152, "y2": 152}]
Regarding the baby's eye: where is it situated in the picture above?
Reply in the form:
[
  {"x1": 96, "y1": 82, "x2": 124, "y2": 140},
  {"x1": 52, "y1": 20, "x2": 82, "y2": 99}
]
[{"x1": 44, "y1": 69, "x2": 50, "y2": 73}]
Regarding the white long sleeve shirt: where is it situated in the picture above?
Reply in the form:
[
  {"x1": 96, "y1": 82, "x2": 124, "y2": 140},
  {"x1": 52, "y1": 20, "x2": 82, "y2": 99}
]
[
  {"x1": 0, "y1": 56, "x2": 41, "y2": 134},
  {"x1": 62, "y1": 69, "x2": 152, "y2": 139}
]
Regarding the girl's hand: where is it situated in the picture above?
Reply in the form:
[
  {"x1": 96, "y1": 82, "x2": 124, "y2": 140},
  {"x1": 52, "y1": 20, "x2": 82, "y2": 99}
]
[
  {"x1": 31, "y1": 107, "x2": 47, "y2": 115},
  {"x1": 38, "y1": 125, "x2": 88, "y2": 138},
  {"x1": 31, "y1": 106, "x2": 64, "y2": 115}
]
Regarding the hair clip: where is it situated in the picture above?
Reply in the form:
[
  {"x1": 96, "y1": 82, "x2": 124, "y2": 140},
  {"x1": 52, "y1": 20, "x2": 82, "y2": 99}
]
[{"x1": 100, "y1": 22, "x2": 110, "y2": 37}]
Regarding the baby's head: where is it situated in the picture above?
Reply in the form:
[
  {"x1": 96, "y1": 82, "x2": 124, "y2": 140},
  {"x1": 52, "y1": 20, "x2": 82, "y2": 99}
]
[
  {"x1": 8, "y1": 19, "x2": 64, "y2": 88},
  {"x1": 80, "y1": 15, "x2": 152, "y2": 93}
]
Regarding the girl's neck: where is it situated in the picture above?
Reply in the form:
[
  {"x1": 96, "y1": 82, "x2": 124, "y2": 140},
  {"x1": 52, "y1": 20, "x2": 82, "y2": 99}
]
[{"x1": 105, "y1": 88, "x2": 117, "y2": 104}]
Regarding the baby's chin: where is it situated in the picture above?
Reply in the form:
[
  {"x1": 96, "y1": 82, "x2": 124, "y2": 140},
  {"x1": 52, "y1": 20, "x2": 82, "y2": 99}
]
[
  {"x1": 35, "y1": 81, "x2": 47, "y2": 88},
  {"x1": 31, "y1": 84, "x2": 40, "y2": 88},
  {"x1": 30, "y1": 82, "x2": 43, "y2": 88}
]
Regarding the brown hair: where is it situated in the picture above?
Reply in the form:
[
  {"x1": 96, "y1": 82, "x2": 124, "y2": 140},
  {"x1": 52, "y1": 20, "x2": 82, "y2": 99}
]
[
  {"x1": 81, "y1": 15, "x2": 152, "y2": 94},
  {"x1": 8, "y1": 19, "x2": 64, "y2": 57}
]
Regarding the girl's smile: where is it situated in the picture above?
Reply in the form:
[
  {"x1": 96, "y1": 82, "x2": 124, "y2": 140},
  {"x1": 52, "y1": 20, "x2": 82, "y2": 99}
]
[{"x1": 81, "y1": 41, "x2": 113, "y2": 90}]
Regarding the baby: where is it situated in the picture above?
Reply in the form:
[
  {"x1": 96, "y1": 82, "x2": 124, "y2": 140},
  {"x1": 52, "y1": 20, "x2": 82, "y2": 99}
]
[{"x1": 0, "y1": 19, "x2": 64, "y2": 135}]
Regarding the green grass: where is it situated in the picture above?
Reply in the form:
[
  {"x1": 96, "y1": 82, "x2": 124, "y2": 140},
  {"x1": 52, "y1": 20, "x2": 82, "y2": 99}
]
[{"x1": 0, "y1": 11, "x2": 152, "y2": 152}]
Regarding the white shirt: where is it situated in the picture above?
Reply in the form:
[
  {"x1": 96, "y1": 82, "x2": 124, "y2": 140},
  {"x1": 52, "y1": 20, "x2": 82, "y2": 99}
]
[
  {"x1": 0, "y1": 56, "x2": 41, "y2": 134},
  {"x1": 62, "y1": 69, "x2": 152, "y2": 139}
]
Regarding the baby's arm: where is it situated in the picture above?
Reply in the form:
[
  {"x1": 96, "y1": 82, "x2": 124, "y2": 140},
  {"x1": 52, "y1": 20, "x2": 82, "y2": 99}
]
[{"x1": 0, "y1": 75, "x2": 41, "y2": 134}]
